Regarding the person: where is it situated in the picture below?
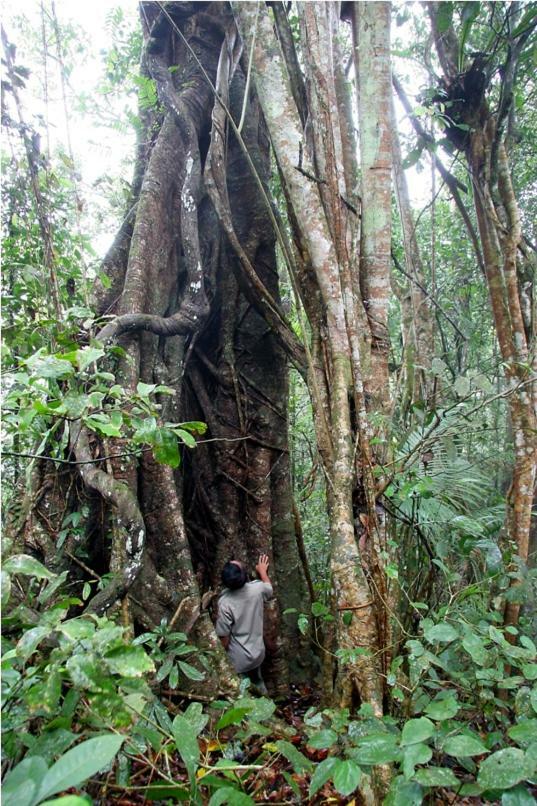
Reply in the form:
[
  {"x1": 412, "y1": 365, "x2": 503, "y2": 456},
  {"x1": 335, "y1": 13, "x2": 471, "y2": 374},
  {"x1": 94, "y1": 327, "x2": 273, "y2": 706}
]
[{"x1": 215, "y1": 554, "x2": 273, "y2": 693}]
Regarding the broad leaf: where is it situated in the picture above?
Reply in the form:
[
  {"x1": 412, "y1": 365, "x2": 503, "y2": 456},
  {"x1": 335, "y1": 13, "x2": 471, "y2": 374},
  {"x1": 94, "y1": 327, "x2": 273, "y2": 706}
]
[
  {"x1": 184, "y1": 702, "x2": 209, "y2": 735},
  {"x1": 501, "y1": 785, "x2": 537, "y2": 805},
  {"x1": 414, "y1": 767, "x2": 459, "y2": 788},
  {"x1": 309, "y1": 756, "x2": 339, "y2": 797},
  {"x1": 444, "y1": 734, "x2": 488, "y2": 757},
  {"x1": 332, "y1": 759, "x2": 361, "y2": 797},
  {"x1": 208, "y1": 788, "x2": 254, "y2": 805},
  {"x1": 401, "y1": 718, "x2": 435, "y2": 747},
  {"x1": 216, "y1": 707, "x2": 251, "y2": 730},
  {"x1": 423, "y1": 623, "x2": 458, "y2": 643},
  {"x1": 477, "y1": 748, "x2": 528, "y2": 791},
  {"x1": 177, "y1": 660, "x2": 205, "y2": 681},
  {"x1": 104, "y1": 645, "x2": 155, "y2": 677},
  {"x1": 275, "y1": 740, "x2": 313, "y2": 773},
  {"x1": 425, "y1": 696, "x2": 460, "y2": 721},
  {"x1": 403, "y1": 743, "x2": 432, "y2": 779},
  {"x1": 307, "y1": 729, "x2": 338, "y2": 750},
  {"x1": 153, "y1": 428, "x2": 180, "y2": 469},
  {"x1": 508, "y1": 720, "x2": 537, "y2": 748},
  {"x1": 351, "y1": 733, "x2": 402, "y2": 764},
  {"x1": 76, "y1": 346, "x2": 104, "y2": 371},
  {"x1": 1, "y1": 755, "x2": 48, "y2": 806},
  {"x1": 4, "y1": 554, "x2": 55, "y2": 580},
  {"x1": 38, "y1": 734, "x2": 124, "y2": 801},
  {"x1": 384, "y1": 776, "x2": 423, "y2": 806},
  {"x1": 172, "y1": 714, "x2": 200, "y2": 781}
]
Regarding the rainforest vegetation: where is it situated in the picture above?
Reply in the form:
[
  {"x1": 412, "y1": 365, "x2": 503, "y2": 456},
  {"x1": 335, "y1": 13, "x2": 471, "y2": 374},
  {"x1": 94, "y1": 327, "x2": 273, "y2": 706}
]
[{"x1": 1, "y1": 1, "x2": 536, "y2": 803}]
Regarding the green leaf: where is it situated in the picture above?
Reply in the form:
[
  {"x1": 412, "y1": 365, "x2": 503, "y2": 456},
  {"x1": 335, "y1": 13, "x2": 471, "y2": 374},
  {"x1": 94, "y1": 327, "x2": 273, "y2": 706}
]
[
  {"x1": 402, "y1": 146, "x2": 424, "y2": 170},
  {"x1": 136, "y1": 382, "x2": 157, "y2": 398},
  {"x1": 444, "y1": 734, "x2": 488, "y2": 757},
  {"x1": 26, "y1": 353, "x2": 74, "y2": 380},
  {"x1": 1, "y1": 755, "x2": 48, "y2": 806},
  {"x1": 458, "y1": 2, "x2": 481, "y2": 70},
  {"x1": 423, "y1": 623, "x2": 458, "y2": 643},
  {"x1": 26, "y1": 730, "x2": 77, "y2": 765},
  {"x1": 58, "y1": 619, "x2": 95, "y2": 640},
  {"x1": 401, "y1": 718, "x2": 435, "y2": 747},
  {"x1": 436, "y1": 1, "x2": 454, "y2": 32},
  {"x1": 414, "y1": 767, "x2": 459, "y2": 788},
  {"x1": 508, "y1": 720, "x2": 537, "y2": 749},
  {"x1": 351, "y1": 733, "x2": 401, "y2": 764},
  {"x1": 178, "y1": 421, "x2": 207, "y2": 435},
  {"x1": 183, "y1": 702, "x2": 209, "y2": 735},
  {"x1": 1, "y1": 570, "x2": 11, "y2": 607},
  {"x1": 531, "y1": 689, "x2": 537, "y2": 714},
  {"x1": 501, "y1": 785, "x2": 537, "y2": 805},
  {"x1": 462, "y1": 632, "x2": 490, "y2": 666},
  {"x1": 16, "y1": 626, "x2": 49, "y2": 660},
  {"x1": 104, "y1": 645, "x2": 155, "y2": 677},
  {"x1": 172, "y1": 714, "x2": 200, "y2": 781},
  {"x1": 4, "y1": 554, "x2": 55, "y2": 579},
  {"x1": 425, "y1": 696, "x2": 460, "y2": 721},
  {"x1": 76, "y1": 346, "x2": 104, "y2": 372},
  {"x1": 384, "y1": 776, "x2": 423, "y2": 806},
  {"x1": 332, "y1": 759, "x2": 361, "y2": 797},
  {"x1": 84, "y1": 415, "x2": 122, "y2": 438},
  {"x1": 307, "y1": 729, "x2": 338, "y2": 750},
  {"x1": 153, "y1": 428, "x2": 180, "y2": 469},
  {"x1": 177, "y1": 660, "x2": 205, "y2": 681},
  {"x1": 208, "y1": 788, "x2": 254, "y2": 806},
  {"x1": 275, "y1": 740, "x2": 313, "y2": 773},
  {"x1": 477, "y1": 749, "x2": 528, "y2": 791},
  {"x1": 144, "y1": 784, "x2": 189, "y2": 801},
  {"x1": 41, "y1": 798, "x2": 91, "y2": 806},
  {"x1": 403, "y1": 743, "x2": 432, "y2": 779},
  {"x1": 174, "y1": 429, "x2": 196, "y2": 448},
  {"x1": 38, "y1": 734, "x2": 124, "y2": 802},
  {"x1": 216, "y1": 707, "x2": 251, "y2": 730},
  {"x1": 309, "y1": 756, "x2": 339, "y2": 797}
]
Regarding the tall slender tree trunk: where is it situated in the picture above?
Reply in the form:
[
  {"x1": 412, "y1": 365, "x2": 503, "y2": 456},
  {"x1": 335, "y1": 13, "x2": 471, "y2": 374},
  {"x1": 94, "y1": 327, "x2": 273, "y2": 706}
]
[
  {"x1": 232, "y1": 1, "x2": 394, "y2": 722},
  {"x1": 428, "y1": 2, "x2": 537, "y2": 630}
]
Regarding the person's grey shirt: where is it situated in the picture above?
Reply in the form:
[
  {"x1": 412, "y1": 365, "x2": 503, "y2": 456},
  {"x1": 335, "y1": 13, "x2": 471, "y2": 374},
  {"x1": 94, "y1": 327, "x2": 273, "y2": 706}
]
[{"x1": 215, "y1": 580, "x2": 273, "y2": 673}]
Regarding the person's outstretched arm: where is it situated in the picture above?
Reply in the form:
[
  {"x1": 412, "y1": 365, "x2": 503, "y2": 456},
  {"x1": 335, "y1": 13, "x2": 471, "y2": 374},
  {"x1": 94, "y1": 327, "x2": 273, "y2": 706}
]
[{"x1": 256, "y1": 554, "x2": 273, "y2": 600}]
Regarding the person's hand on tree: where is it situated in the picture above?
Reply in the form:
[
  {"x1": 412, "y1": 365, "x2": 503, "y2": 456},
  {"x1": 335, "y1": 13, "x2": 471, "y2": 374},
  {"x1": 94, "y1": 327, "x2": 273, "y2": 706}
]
[{"x1": 256, "y1": 553, "x2": 270, "y2": 582}]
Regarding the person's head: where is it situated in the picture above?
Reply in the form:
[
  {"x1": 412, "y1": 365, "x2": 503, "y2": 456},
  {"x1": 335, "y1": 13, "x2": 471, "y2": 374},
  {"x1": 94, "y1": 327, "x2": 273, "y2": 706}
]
[{"x1": 221, "y1": 560, "x2": 247, "y2": 590}]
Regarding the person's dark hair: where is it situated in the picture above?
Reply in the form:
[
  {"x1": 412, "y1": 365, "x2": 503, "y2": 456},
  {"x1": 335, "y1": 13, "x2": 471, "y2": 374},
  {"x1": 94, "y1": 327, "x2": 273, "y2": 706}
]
[{"x1": 222, "y1": 561, "x2": 247, "y2": 590}]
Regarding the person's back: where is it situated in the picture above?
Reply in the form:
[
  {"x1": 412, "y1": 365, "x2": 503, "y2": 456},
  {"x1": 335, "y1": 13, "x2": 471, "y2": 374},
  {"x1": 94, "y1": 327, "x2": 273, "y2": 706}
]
[
  {"x1": 217, "y1": 579, "x2": 272, "y2": 673},
  {"x1": 215, "y1": 555, "x2": 272, "y2": 689}
]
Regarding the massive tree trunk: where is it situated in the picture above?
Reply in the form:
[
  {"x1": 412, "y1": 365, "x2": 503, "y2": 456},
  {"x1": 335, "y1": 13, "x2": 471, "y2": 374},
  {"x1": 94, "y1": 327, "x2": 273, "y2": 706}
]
[{"x1": 11, "y1": 1, "x2": 314, "y2": 695}]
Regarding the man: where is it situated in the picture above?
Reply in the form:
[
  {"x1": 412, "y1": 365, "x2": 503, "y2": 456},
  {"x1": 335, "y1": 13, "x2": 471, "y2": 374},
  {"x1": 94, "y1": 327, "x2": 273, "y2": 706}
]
[{"x1": 216, "y1": 554, "x2": 272, "y2": 693}]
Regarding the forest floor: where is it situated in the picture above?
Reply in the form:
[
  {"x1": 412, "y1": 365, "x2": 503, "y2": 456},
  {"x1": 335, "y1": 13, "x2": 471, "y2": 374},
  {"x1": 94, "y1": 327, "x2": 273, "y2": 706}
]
[{"x1": 81, "y1": 685, "x2": 496, "y2": 806}]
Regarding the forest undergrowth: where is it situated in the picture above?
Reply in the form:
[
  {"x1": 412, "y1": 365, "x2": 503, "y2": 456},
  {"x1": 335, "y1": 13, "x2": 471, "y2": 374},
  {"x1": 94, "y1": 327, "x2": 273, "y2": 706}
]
[{"x1": 2, "y1": 552, "x2": 537, "y2": 805}]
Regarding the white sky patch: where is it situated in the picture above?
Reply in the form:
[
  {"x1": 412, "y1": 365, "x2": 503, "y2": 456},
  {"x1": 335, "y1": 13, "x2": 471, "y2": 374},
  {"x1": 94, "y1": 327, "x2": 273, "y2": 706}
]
[{"x1": 2, "y1": 1, "x2": 434, "y2": 258}]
